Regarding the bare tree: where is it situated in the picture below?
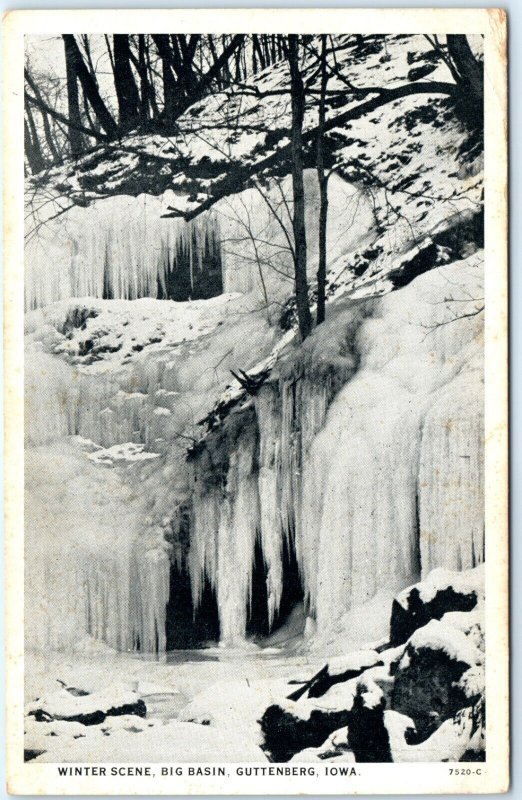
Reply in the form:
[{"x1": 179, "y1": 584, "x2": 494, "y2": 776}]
[
  {"x1": 62, "y1": 35, "x2": 118, "y2": 139},
  {"x1": 316, "y1": 34, "x2": 329, "y2": 325},
  {"x1": 63, "y1": 35, "x2": 84, "y2": 155},
  {"x1": 287, "y1": 34, "x2": 313, "y2": 341},
  {"x1": 113, "y1": 34, "x2": 140, "y2": 132}
]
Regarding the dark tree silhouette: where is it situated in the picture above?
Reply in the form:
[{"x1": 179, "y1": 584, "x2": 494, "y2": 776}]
[{"x1": 288, "y1": 34, "x2": 313, "y2": 341}]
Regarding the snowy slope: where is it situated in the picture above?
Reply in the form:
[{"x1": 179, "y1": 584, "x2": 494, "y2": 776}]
[{"x1": 25, "y1": 34, "x2": 482, "y2": 314}]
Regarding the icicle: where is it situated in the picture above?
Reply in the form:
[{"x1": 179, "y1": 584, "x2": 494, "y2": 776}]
[
  {"x1": 255, "y1": 385, "x2": 284, "y2": 627},
  {"x1": 25, "y1": 440, "x2": 170, "y2": 654},
  {"x1": 189, "y1": 417, "x2": 259, "y2": 645},
  {"x1": 25, "y1": 194, "x2": 223, "y2": 310}
]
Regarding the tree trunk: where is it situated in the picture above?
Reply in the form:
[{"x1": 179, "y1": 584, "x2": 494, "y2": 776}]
[
  {"x1": 316, "y1": 34, "x2": 329, "y2": 326},
  {"x1": 137, "y1": 35, "x2": 150, "y2": 126},
  {"x1": 446, "y1": 35, "x2": 483, "y2": 128},
  {"x1": 62, "y1": 35, "x2": 117, "y2": 139},
  {"x1": 152, "y1": 34, "x2": 178, "y2": 127},
  {"x1": 288, "y1": 34, "x2": 313, "y2": 341},
  {"x1": 24, "y1": 68, "x2": 60, "y2": 163},
  {"x1": 113, "y1": 35, "x2": 140, "y2": 133},
  {"x1": 446, "y1": 35, "x2": 483, "y2": 98},
  {"x1": 63, "y1": 35, "x2": 84, "y2": 155},
  {"x1": 24, "y1": 114, "x2": 45, "y2": 173}
]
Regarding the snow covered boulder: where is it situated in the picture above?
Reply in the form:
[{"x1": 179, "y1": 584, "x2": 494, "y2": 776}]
[
  {"x1": 391, "y1": 619, "x2": 483, "y2": 740},
  {"x1": 26, "y1": 685, "x2": 146, "y2": 726},
  {"x1": 288, "y1": 727, "x2": 355, "y2": 763},
  {"x1": 259, "y1": 701, "x2": 352, "y2": 763},
  {"x1": 389, "y1": 566, "x2": 483, "y2": 647},
  {"x1": 384, "y1": 699, "x2": 485, "y2": 762}
]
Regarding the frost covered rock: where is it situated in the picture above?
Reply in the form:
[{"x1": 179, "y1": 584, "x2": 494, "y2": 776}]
[
  {"x1": 391, "y1": 619, "x2": 483, "y2": 739},
  {"x1": 26, "y1": 685, "x2": 146, "y2": 726},
  {"x1": 390, "y1": 565, "x2": 483, "y2": 646}
]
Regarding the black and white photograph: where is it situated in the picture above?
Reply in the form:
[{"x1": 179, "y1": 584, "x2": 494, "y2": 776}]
[{"x1": 4, "y1": 8, "x2": 508, "y2": 795}]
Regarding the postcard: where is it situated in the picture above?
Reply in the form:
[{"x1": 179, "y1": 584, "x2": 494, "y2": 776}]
[{"x1": 4, "y1": 8, "x2": 508, "y2": 794}]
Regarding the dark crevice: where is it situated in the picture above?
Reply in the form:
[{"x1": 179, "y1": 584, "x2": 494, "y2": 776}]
[
  {"x1": 247, "y1": 531, "x2": 305, "y2": 640},
  {"x1": 165, "y1": 564, "x2": 220, "y2": 650}
]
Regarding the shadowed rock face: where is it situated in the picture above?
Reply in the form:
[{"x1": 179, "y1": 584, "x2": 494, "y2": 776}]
[
  {"x1": 346, "y1": 686, "x2": 392, "y2": 763},
  {"x1": 259, "y1": 705, "x2": 352, "y2": 762},
  {"x1": 390, "y1": 586, "x2": 478, "y2": 647},
  {"x1": 391, "y1": 648, "x2": 472, "y2": 741}
]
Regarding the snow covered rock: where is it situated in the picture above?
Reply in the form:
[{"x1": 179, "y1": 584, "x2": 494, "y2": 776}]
[
  {"x1": 259, "y1": 702, "x2": 352, "y2": 763},
  {"x1": 390, "y1": 565, "x2": 483, "y2": 646},
  {"x1": 391, "y1": 619, "x2": 483, "y2": 740},
  {"x1": 384, "y1": 701, "x2": 485, "y2": 762},
  {"x1": 26, "y1": 686, "x2": 146, "y2": 726},
  {"x1": 288, "y1": 726, "x2": 355, "y2": 762}
]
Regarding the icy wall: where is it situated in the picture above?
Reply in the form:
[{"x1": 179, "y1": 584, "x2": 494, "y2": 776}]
[
  {"x1": 188, "y1": 253, "x2": 484, "y2": 647},
  {"x1": 24, "y1": 293, "x2": 277, "y2": 652},
  {"x1": 24, "y1": 194, "x2": 222, "y2": 310},
  {"x1": 24, "y1": 247, "x2": 484, "y2": 654},
  {"x1": 24, "y1": 172, "x2": 373, "y2": 315}
]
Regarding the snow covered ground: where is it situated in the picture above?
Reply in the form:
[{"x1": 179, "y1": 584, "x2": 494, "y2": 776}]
[
  {"x1": 25, "y1": 648, "x2": 326, "y2": 762},
  {"x1": 25, "y1": 562, "x2": 484, "y2": 763}
]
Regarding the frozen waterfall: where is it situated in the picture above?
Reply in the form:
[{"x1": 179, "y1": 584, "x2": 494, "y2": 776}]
[
  {"x1": 24, "y1": 194, "x2": 222, "y2": 311},
  {"x1": 185, "y1": 254, "x2": 485, "y2": 648},
  {"x1": 24, "y1": 217, "x2": 484, "y2": 654}
]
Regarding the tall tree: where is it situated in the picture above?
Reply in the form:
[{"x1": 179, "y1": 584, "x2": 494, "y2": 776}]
[
  {"x1": 62, "y1": 35, "x2": 118, "y2": 139},
  {"x1": 24, "y1": 110, "x2": 46, "y2": 173},
  {"x1": 316, "y1": 34, "x2": 329, "y2": 325},
  {"x1": 137, "y1": 34, "x2": 151, "y2": 126},
  {"x1": 446, "y1": 35, "x2": 483, "y2": 127},
  {"x1": 287, "y1": 34, "x2": 313, "y2": 341},
  {"x1": 113, "y1": 34, "x2": 140, "y2": 132},
  {"x1": 152, "y1": 34, "x2": 179, "y2": 126},
  {"x1": 63, "y1": 35, "x2": 84, "y2": 155}
]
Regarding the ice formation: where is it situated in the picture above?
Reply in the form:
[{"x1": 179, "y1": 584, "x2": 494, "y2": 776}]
[
  {"x1": 24, "y1": 293, "x2": 277, "y2": 652},
  {"x1": 186, "y1": 253, "x2": 485, "y2": 647},
  {"x1": 24, "y1": 200, "x2": 484, "y2": 654},
  {"x1": 24, "y1": 194, "x2": 222, "y2": 311},
  {"x1": 25, "y1": 171, "x2": 373, "y2": 316}
]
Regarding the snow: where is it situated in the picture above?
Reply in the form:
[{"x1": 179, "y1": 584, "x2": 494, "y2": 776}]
[
  {"x1": 326, "y1": 650, "x2": 381, "y2": 677},
  {"x1": 87, "y1": 442, "x2": 161, "y2": 465},
  {"x1": 26, "y1": 685, "x2": 142, "y2": 720},
  {"x1": 396, "y1": 564, "x2": 484, "y2": 609},
  {"x1": 400, "y1": 619, "x2": 483, "y2": 668},
  {"x1": 25, "y1": 648, "x2": 330, "y2": 762},
  {"x1": 458, "y1": 665, "x2": 485, "y2": 700},
  {"x1": 385, "y1": 705, "x2": 484, "y2": 762},
  {"x1": 288, "y1": 727, "x2": 355, "y2": 763}
]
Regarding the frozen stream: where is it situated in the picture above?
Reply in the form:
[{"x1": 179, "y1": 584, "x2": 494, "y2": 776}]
[{"x1": 25, "y1": 646, "x2": 331, "y2": 762}]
